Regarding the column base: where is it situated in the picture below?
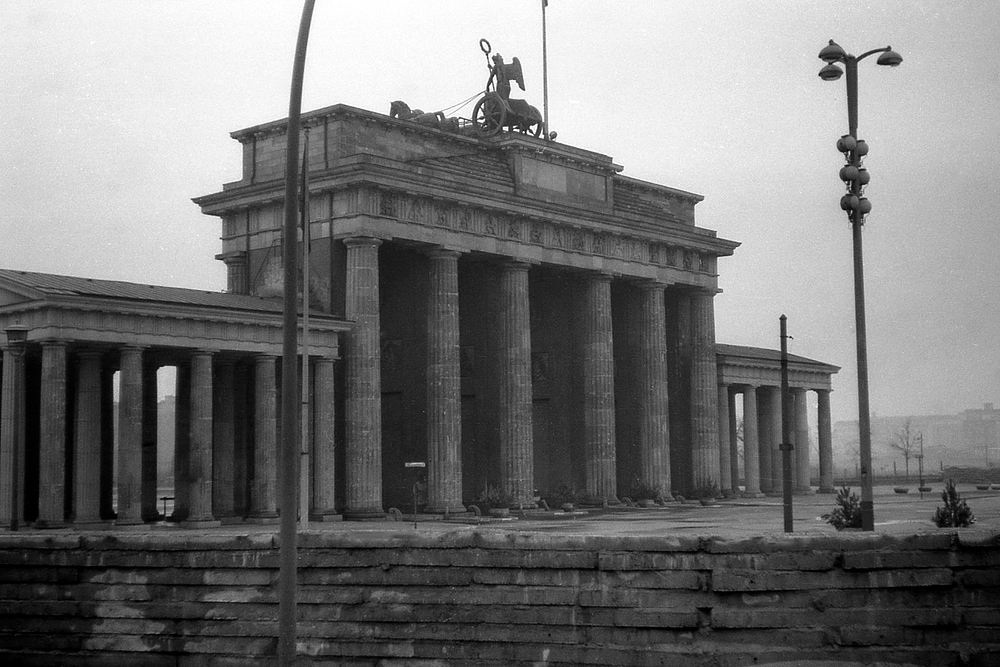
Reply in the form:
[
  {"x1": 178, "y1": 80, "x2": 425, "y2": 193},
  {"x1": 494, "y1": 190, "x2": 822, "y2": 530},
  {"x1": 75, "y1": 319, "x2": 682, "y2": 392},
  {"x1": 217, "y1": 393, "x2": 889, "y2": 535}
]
[
  {"x1": 72, "y1": 519, "x2": 113, "y2": 530},
  {"x1": 424, "y1": 504, "x2": 470, "y2": 516},
  {"x1": 794, "y1": 487, "x2": 815, "y2": 496},
  {"x1": 818, "y1": 485, "x2": 836, "y2": 494},
  {"x1": 309, "y1": 511, "x2": 344, "y2": 523},
  {"x1": 741, "y1": 492, "x2": 766, "y2": 499},
  {"x1": 33, "y1": 519, "x2": 67, "y2": 529},
  {"x1": 114, "y1": 517, "x2": 145, "y2": 527},
  {"x1": 182, "y1": 519, "x2": 222, "y2": 529},
  {"x1": 219, "y1": 514, "x2": 245, "y2": 525},
  {"x1": 343, "y1": 508, "x2": 386, "y2": 521},
  {"x1": 246, "y1": 513, "x2": 280, "y2": 525}
]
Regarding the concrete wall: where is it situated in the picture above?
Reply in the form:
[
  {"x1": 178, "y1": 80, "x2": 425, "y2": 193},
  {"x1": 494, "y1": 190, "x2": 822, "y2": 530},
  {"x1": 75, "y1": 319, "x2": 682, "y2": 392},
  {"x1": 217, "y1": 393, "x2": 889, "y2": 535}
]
[{"x1": 1, "y1": 529, "x2": 998, "y2": 666}]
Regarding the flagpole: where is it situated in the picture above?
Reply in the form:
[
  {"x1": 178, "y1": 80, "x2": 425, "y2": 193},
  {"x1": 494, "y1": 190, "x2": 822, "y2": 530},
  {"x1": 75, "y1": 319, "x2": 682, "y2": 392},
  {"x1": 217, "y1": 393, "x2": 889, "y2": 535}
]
[
  {"x1": 541, "y1": 0, "x2": 549, "y2": 139},
  {"x1": 300, "y1": 128, "x2": 311, "y2": 530}
]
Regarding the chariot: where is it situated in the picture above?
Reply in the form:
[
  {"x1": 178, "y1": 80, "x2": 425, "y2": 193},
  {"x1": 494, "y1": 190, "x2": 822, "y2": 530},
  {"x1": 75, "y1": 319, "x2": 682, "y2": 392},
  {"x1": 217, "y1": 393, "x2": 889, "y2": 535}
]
[{"x1": 472, "y1": 39, "x2": 543, "y2": 137}]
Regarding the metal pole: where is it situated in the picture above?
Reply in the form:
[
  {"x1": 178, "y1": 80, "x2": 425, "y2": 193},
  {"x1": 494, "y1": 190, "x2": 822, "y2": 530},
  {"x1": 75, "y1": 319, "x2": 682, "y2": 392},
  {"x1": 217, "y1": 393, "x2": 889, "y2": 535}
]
[
  {"x1": 300, "y1": 129, "x2": 311, "y2": 530},
  {"x1": 541, "y1": 0, "x2": 549, "y2": 139},
  {"x1": 279, "y1": 1, "x2": 316, "y2": 663},
  {"x1": 844, "y1": 54, "x2": 875, "y2": 531},
  {"x1": 780, "y1": 315, "x2": 793, "y2": 533}
]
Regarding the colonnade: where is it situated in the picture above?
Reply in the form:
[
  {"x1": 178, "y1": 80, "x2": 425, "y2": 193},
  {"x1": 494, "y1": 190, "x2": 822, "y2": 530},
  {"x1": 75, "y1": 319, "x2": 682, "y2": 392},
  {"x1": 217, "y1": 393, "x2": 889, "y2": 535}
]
[
  {"x1": 0, "y1": 343, "x2": 337, "y2": 529},
  {"x1": 340, "y1": 236, "x2": 722, "y2": 516},
  {"x1": 717, "y1": 383, "x2": 834, "y2": 496}
]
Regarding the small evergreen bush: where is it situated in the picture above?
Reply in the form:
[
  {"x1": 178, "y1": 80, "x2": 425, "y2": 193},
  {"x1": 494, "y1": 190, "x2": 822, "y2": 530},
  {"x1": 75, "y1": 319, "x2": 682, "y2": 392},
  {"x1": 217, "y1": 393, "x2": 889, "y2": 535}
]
[
  {"x1": 933, "y1": 480, "x2": 976, "y2": 528},
  {"x1": 823, "y1": 486, "x2": 863, "y2": 530}
]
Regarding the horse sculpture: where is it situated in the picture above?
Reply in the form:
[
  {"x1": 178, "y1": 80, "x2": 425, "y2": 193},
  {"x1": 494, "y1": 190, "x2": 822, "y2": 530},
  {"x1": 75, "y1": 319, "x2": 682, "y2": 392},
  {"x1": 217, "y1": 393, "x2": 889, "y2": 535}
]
[{"x1": 389, "y1": 101, "x2": 460, "y2": 132}]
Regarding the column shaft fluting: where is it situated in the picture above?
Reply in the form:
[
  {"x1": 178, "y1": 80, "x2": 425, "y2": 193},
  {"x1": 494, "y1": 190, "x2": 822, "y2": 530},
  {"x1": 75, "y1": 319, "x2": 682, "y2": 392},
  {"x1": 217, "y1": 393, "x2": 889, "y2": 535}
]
[
  {"x1": 344, "y1": 237, "x2": 384, "y2": 519},
  {"x1": 117, "y1": 346, "x2": 144, "y2": 525},
  {"x1": 717, "y1": 384, "x2": 732, "y2": 495},
  {"x1": 743, "y1": 386, "x2": 761, "y2": 496},
  {"x1": 213, "y1": 360, "x2": 237, "y2": 519},
  {"x1": 637, "y1": 283, "x2": 670, "y2": 497},
  {"x1": 817, "y1": 389, "x2": 834, "y2": 493},
  {"x1": 140, "y1": 364, "x2": 159, "y2": 521},
  {"x1": 37, "y1": 342, "x2": 68, "y2": 527},
  {"x1": 426, "y1": 250, "x2": 464, "y2": 513},
  {"x1": 312, "y1": 357, "x2": 337, "y2": 517},
  {"x1": 582, "y1": 275, "x2": 617, "y2": 503},
  {"x1": 250, "y1": 355, "x2": 278, "y2": 520},
  {"x1": 0, "y1": 347, "x2": 25, "y2": 527},
  {"x1": 172, "y1": 362, "x2": 191, "y2": 521},
  {"x1": 794, "y1": 388, "x2": 812, "y2": 493},
  {"x1": 690, "y1": 293, "x2": 720, "y2": 491},
  {"x1": 497, "y1": 261, "x2": 534, "y2": 507},
  {"x1": 757, "y1": 387, "x2": 775, "y2": 494},
  {"x1": 768, "y1": 386, "x2": 784, "y2": 495},
  {"x1": 74, "y1": 352, "x2": 104, "y2": 524},
  {"x1": 186, "y1": 351, "x2": 216, "y2": 523}
]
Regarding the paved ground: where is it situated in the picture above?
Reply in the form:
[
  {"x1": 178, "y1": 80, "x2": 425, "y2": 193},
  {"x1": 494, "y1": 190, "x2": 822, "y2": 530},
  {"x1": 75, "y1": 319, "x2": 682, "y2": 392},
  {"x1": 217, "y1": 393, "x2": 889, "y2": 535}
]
[{"x1": 7, "y1": 483, "x2": 998, "y2": 540}]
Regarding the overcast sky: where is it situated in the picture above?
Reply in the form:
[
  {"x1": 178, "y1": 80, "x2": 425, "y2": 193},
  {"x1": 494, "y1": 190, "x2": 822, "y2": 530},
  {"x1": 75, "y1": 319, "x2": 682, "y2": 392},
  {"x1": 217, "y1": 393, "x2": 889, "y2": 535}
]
[{"x1": 3, "y1": 1, "x2": 998, "y2": 425}]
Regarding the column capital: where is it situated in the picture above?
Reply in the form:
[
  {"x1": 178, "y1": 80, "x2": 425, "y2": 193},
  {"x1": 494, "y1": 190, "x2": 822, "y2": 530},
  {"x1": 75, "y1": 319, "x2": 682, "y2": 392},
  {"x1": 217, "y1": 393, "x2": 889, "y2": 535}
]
[
  {"x1": 424, "y1": 246, "x2": 465, "y2": 260},
  {"x1": 637, "y1": 279, "x2": 670, "y2": 292},
  {"x1": 343, "y1": 236, "x2": 383, "y2": 249}
]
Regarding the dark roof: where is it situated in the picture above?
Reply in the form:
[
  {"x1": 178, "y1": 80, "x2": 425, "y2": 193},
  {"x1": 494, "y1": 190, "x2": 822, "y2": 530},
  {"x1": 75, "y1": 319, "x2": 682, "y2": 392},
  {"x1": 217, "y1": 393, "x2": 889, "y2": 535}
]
[
  {"x1": 716, "y1": 343, "x2": 840, "y2": 373},
  {"x1": 0, "y1": 269, "x2": 283, "y2": 313}
]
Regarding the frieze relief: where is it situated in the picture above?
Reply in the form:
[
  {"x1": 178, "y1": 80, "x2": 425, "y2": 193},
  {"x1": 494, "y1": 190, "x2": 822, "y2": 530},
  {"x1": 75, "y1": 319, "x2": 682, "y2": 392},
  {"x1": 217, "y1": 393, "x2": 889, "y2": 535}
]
[{"x1": 362, "y1": 187, "x2": 714, "y2": 274}]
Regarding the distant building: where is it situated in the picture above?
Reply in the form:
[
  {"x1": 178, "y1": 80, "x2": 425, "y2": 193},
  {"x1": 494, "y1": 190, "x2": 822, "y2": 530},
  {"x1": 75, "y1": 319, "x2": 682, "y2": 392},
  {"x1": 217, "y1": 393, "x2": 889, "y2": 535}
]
[{"x1": 833, "y1": 402, "x2": 1000, "y2": 476}]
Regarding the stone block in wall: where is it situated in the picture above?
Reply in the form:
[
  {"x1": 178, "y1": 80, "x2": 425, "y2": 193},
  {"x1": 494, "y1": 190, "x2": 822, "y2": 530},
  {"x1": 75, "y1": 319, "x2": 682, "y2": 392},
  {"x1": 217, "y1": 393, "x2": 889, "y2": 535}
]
[{"x1": 712, "y1": 568, "x2": 955, "y2": 592}]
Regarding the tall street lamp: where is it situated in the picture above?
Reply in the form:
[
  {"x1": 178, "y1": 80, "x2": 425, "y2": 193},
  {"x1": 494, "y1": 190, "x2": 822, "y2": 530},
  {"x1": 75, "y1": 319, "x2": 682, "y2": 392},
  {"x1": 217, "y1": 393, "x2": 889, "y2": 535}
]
[{"x1": 818, "y1": 40, "x2": 902, "y2": 531}]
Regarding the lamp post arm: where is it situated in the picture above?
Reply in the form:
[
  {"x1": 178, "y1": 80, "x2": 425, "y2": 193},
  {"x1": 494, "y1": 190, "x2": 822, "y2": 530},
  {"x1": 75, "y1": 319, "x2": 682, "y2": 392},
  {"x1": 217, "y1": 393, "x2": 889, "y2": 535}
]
[{"x1": 856, "y1": 46, "x2": 893, "y2": 62}]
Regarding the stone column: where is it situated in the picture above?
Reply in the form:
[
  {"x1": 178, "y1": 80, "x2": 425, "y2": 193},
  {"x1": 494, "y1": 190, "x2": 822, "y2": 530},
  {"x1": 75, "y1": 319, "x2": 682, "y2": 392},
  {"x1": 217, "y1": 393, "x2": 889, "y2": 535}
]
[
  {"x1": 582, "y1": 274, "x2": 617, "y2": 504},
  {"x1": 222, "y1": 251, "x2": 249, "y2": 295},
  {"x1": 186, "y1": 351, "x2": 218, "y2": 525},
  {"x1": 728, "y1": 388, "x2": 739, "y2": 493},
  {"x1": 100, "y1": 367, "x2": 115, "y2": 520},
  {"x1": 311, "y1": 356, "x2": 338, "y2": 519},
  {"x1": 690, "y1": 292, "x2": 721, "y2": 492},
  {"x1": 757, "y1": 386, "x2": 775, "y2": 494},
  {"x1": 117, "y1": 346, "x2": 144, "y2": 525},
  {"x1": 35, "y1": 341, "x2": 68, "y2": 528},
  {"x1": 172, "y1": 362, "x2": 191, "y2": 521},
  {"x1": 742, "y1": 385, "x2": 762, "y2": 497},
  {"x1": 794, "y1": 387, "x2": 812, "y2": 494},
  {"x1": 717, "y1": 382, "x2": 732, "y2": 496},
  {"x1": 233, "y1": 362, "x2": 250, "y2": 517},
  {"x1": 249, "y1": 354, "x2": 278, "y2": 522},
  {"x1": 73, "y1": 351, "x2": 105, "y2": 525},
  {"x1": 817, "y1": 389, "x2": 834, "y2": 493},
  {"x1": 141, "y1": 362, "x2": 158, "y2": 521},
  {"x1": 637, "y1": 282, "x2": 671, "y2": 497},
  {"x1": 1, "y1": 345, "x2": 27, "y2": 528},
  {"x1": 767, "y1": 386, "x2": 784, "y2": 495},
  {"x1": 213, "y1": 359, "x2": 237, "y2": 521},
  {"x1": 497, "y1": 261, "x2": 534, "y2": 507},
  {"x1": 344, "y1": 237, "x2": 384, "y2": 519},
  {"x1": 425, "y1": 249, "x2": 465, "y2": 514}
]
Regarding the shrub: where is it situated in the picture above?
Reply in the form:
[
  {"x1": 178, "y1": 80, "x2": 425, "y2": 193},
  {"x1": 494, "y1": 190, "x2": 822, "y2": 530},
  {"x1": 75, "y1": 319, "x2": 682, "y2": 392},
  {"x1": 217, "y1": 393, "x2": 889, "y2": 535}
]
[
  {"x1": 475, "y1": 485, "x2": 513, "y2": 510},
  {"x1": 688, "y1": 482, "x2": 720, "y2": 501},
  {"x1": 628, "y1": 478, "x2": 663, "y2": 501},
  {"x1": 933, "y1": 479, "x2": 976, "y2": 528},
  {"x1": 545, "y1": 484, "x2": 581, "y2": 507},
  {"x1": 823, "y1": 486, "x2": 863, "y2": 530}
]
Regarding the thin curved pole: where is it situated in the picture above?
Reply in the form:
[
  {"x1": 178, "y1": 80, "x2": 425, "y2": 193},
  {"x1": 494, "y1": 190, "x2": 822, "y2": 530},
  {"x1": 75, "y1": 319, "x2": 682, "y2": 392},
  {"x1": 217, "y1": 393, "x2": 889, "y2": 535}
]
[{"x1": 279, "y1": 1, "x2": 316, "y2": 664}]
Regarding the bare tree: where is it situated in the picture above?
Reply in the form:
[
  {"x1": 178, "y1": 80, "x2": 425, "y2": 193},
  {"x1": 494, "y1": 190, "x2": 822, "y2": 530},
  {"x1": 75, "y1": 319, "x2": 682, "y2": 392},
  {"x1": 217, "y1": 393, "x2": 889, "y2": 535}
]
[{"x1": 889, "y1": 419, "x2": 918, "y2": 482}]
